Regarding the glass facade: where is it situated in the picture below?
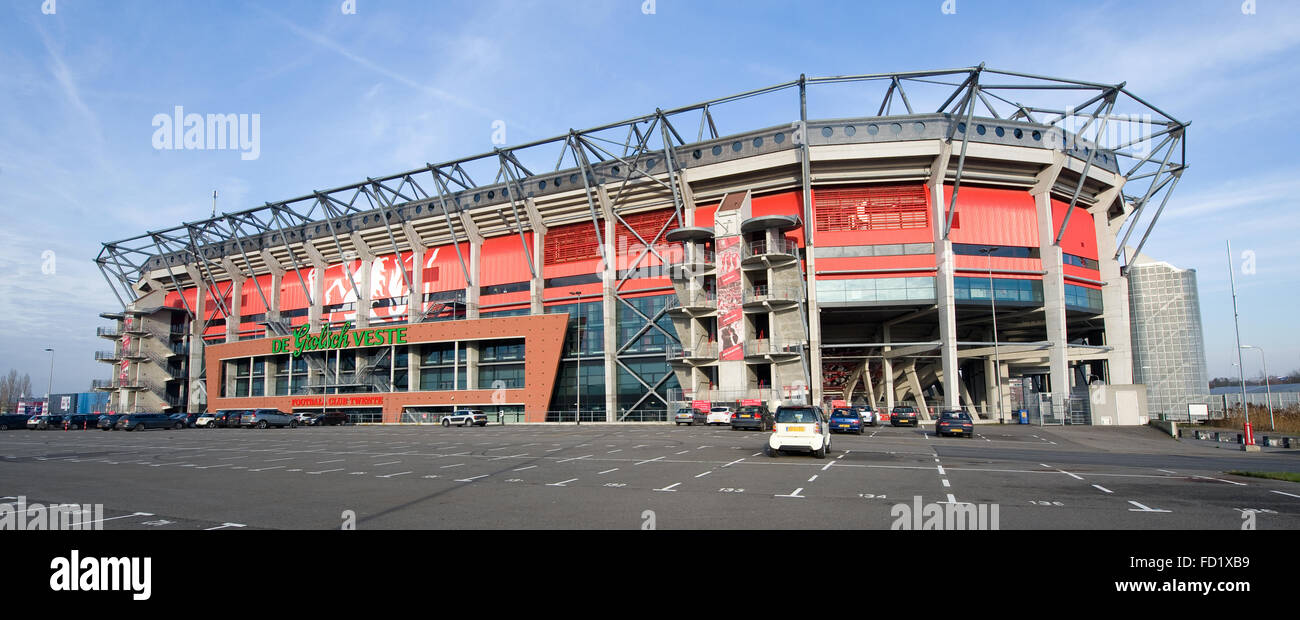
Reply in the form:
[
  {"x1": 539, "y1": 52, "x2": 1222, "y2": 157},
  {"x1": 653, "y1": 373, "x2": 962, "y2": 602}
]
[
  {"x1": 816, "y1": 277, "x2": 936, "y2": 304},
  {"x1": 1128, "y1": 260, "x2": 1210, "y2": 419},
  {"x1": 953, "y1": 277, "x2": 1043, "y2": 305},
  {"x1": 1064, "y1": 284, "x2": 1103, "y2": 312}
]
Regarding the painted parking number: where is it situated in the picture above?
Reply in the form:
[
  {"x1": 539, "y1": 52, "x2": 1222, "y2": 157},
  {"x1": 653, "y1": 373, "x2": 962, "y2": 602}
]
[
  {"x1": 718, "y1": 488, "x2": 744, "y2": 493},
  {"x1": 1029, "y1": 500, "x2": 1064, "y2": 506}
]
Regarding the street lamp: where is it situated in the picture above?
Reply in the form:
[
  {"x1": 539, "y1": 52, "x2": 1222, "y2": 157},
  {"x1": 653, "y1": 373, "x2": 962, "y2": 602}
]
[
  {"x1": 44, "y1": 348, "x2": 54, "y2": 401},
  {"x1": 1240, "y1": 345, "x2": 1274, "y2": 431},
  {"x1": 570, "y1": 290, "x2": 583, "y2": 425},
  {"x1": 977, "y1": 248, "x2": 1004, "y2": 423}
]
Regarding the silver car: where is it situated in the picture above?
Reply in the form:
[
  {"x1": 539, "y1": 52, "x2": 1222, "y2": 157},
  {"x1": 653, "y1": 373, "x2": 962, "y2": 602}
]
[
  {"x1": 238, "y1": 409, "x2": 297, "y2": 429},
  {"x1": 442, "y1": 410, "x2": 488, "y2": 427}
]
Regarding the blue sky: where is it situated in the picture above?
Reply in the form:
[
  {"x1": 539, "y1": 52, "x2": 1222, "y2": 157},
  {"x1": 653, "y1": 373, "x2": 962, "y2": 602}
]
[{"x1": 0, "y1": 0, "x2": 1297, "y2": 395}]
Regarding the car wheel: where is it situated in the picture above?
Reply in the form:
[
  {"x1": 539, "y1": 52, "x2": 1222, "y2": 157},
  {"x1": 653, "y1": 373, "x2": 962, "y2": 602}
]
[
  {"x1": 173, "y1": 422, "x2": 183, "y2": 430},
  {"x1": 0, "y1": 424, "x2": 6, "y2": 431},
  {"x1": 766, "y1": 445, "x2": 779, "y2": 458},
  {"x1": 813, "y1": 444, "x2": 826, "y2": 459},
  {"x1": 290, "y1": 420, "x2": 298, "y2": 428},
  {"x1": 442, "y1": 418, "x2": 450, "y2": 427},
  {"x1": 858, "y1": 426, "x2": 865, "y2": 435},
  {"x1": 133, "y1": 423, "x2": 145, "y2": 432},
  {"x1": 257, "y1": 420, "x2": 268, "y2": 429}
]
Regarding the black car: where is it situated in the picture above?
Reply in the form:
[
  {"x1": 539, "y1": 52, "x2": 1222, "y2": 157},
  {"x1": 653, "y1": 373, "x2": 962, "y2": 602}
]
[
  {"x1": 0, "y1": 414, "x2": 32, "y2": 430},
  {"x1": 115, "y1": 413, "x2": 183, "y2": 431},
  {"x1": 29, "y1": 415, "x2": 61, "y2": 430},
  {"x1": 729, "y1": 405, "x2": 772, "y2": 431},
  {"x1": 171, "y1": 413, "x2": 203, "y2": 428},
  {"x1": 97, "y1": 414, "x2": 125, "y2": 430},
  {"x1": 210, "y1": 410, "x2": 244, "y2": 428},
  {"x1": 310, "y1": 411, "x2": 349, "y2": 426},
  {"x1": 935, "y1": 410, "x2": 974, "y2": 437},
  {"x1": 60, "y1": 414, "x2": 101, "y2": 430},
  {"x1": 890, "y1": 406, "x2": 919, "y2": 427}
]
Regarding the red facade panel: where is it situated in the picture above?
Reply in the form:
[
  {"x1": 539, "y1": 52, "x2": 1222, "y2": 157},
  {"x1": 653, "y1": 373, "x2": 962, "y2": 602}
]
[
  {"x1": 944, "y1": 186, "x2": 1039, "y2": 248},
  {"x1": 422, "y1": 242, "x2": 470, "y2": 293},
  {"x1": 544, "y1": 221, "x2": 602, "y2": 265},
  {"x1": 816, "y1": 254, "x2": 937, "y2": 274},
  {"x1": 953, "y1": 255, "x2": 1043, "y2": 279},
  {"x1": 813, "y1": 184, "x2": 933, "y2": 247},
  {"x1": 240, "y1": 275, "x2": 273, "y2": 316},
  {"x1": 1051, "y1": 199, "x2": 1098, "y2": 259},
  {"x1": 279, "y1": 270, "x2": 310, "y2": 312},
  {"x1": 481, "y1": 234, "x2": 534, "y2": 286}
]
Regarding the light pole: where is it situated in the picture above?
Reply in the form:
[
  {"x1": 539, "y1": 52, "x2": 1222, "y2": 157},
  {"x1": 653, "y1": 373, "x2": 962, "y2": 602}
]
[
  {"x1": 1226, "y1": 241, "x2": 1254, "y2": 448},
  {"x1": 977, "y1": 248, "x2": 1003, "y2": 423},
  {"x1": 570, "y1": 291, "x2": 582, "y2": 425},
  {"x1": 44, "y1": 348, "x2": 54, "y2": 401},
  {"x1": 1241, "y1": 345, "x2": 1274, "y2": 431}
]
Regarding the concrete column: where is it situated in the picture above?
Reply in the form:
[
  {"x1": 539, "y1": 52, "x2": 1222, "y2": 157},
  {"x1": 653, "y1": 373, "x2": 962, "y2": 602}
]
[
  {"x1": 465, "y1": 343, "x2": 479, "y2": 390},
  {"x1": 1034, "y1": 190, "x2": 1070, "y2": 404},
  {"x1": 407, "y1": 343, "x2": 420, "y2": 392},
  {"x1": 356, "y1": 258, "x2": 373, "y2": 329},
  {"x1": 185, "y1": 269, "x2": 207, "y2": 413},
  {"x1": 408, "y1": 247, "x2": 425, "y2": 325},
  {"x1": 883, "y1": 325, "x2": 896, "y2": 411},
  {"x1": 1088, "y1": 190, "x2": 1133, "y2": 384},
  {"x1": 906, "y1": 362, "x2": 928, "y2": 414},
  {"x1": 530, "y1": 227, "x2": 545, "y2": 315},
  {"x1": 929, "y1": 145, "x2": 959, "y2": 409},
  {"x1": 467, "y1": 240, "x2": 481, "y2": 319},
  {"x1": 603, "y1": 216, "x2": 618, "y2": 421},
  {"x1": 224, "y1": 277, "x2": 244, "y2": 342},
  {"x1": 268, "y1": 272, "x2": 283, "y2": 324}
]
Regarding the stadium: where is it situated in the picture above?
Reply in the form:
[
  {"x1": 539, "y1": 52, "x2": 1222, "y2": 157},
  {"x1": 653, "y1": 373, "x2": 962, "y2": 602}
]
[{"x1": 93, "y1": 65, "x2": 1189, "y2": 425}]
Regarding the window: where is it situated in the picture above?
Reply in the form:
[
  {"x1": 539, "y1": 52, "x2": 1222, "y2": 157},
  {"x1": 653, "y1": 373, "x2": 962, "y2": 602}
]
[
  {"x1": 815, "y1": 184, "x2": 928, "y2": 232},
  {"x1": 954, "y1": 244, "x2": 1037, "y2": 259}
]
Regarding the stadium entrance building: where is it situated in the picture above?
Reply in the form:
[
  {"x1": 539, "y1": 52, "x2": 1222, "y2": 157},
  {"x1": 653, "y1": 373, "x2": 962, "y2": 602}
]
[{"x1": 95, "y1": 66, "x2": 1188, "y2": 424}]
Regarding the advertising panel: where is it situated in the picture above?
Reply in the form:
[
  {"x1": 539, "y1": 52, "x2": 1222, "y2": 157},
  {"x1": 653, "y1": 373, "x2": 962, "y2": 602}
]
[{"x1": 716, "y1": 237, "x2": 744, "y2": 361}]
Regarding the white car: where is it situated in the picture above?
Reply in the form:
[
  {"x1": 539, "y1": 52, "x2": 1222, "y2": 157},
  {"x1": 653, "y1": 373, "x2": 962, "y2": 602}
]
[
  {"x1": 706, "y1": 407, "x2": 733, "y2": 425},
  {"x1": 195, "y1": 413, "x2": 219, "y2": 428},
  {"x1": 442, "y1": 410, "x2": 488, "y2": 427},
  {"x1": 293, "y1": 412, "x2": 316, "y2": 425},
  {"x1": 767, "y1": 405, "x2": 831, "y2": 458}
]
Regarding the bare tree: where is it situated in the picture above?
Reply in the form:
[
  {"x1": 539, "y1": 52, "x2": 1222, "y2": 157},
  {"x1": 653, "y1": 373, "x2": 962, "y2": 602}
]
[{"x1": 0, "y1": 370, "x2": 34, "y2": 413}]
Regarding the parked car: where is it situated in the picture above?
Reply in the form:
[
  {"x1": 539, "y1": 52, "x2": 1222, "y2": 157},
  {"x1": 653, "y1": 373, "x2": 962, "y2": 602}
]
[
  {"x1": 829, "y1": 408, "x2": 865, "y2": 435},
  {"x1": 890, "y1": 406, "x2": 919, "y2": 427},
  {"x1": 28, "y1": 415, "x2": 60, "y2": 430},
  {"x1": 238, "y1": 409, "x2": 297, "y2": 429},
  {"x1": 60, "y1": 414, "x2": 101, "y2": 430},
  {"x1": 854, "y1": 405, "x2": 877, "y2": 427},
  {"x1": 442, "y1": 410, "x2": 487, "y2": 427},
  {"x1": 194, "y1": 412, "x2": 220, "y2": 428},
  {"x1": 729, "y1": 405, "x2": 772, "y2": 431},
  {"x1": 767, "y1": 405, "x2": 831, "y2": 458},
  {"x1": 706, "y1": 406, "x2": 733, "y2": 425},
  {"x1": 170, "y1": 413, "x2": 203, "y2": 428},
  {"x1": 209, "y1": 410, "x2": 244, "y2": 428},
  {"x1": 115, "y1": 413, "x2": 182, "y2": 431},
  {"x1": 935, "y1": 410, "x2": 974, "y2": 437},
  {"x1": 97, "y1": 414, "x2": 125, "y2": 430},
  {"x1": 673, "y1": 407, "x2": 699, "y2": 426},
  {"x1": 0, "y1": 414, "x2": 33, "y2": 430},
  {"x1": 293, "y1": 412, "x2": 316, "y2": 426},
  {"x1": 310, "y1": 411, "x2": 349, "y2": 426}
]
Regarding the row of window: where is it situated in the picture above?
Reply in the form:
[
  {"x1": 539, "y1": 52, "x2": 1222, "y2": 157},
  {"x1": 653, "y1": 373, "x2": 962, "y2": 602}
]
[{"x1": 816, "y1": 277, "x2": 937, "y2": 304}]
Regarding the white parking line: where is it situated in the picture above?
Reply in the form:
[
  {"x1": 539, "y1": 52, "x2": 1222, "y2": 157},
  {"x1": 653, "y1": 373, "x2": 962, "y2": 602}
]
[
  {"x1": 69, "y1": 512, "x2": 154, "y2": 528},
  {"x1": 373, "y1": 461, "x2": 402, "y2": 467},
  {"x1": 696, "y1": 471, "x2": 713, "y2": 478},
  {"x1": 1092, "y1": 484, "x2": 1113, "y2": 494},
  {"x1": 248, "y1": 465, "x2": 284, "y2": 472},
  {"x1": 377, "y1": 471, "x2": 412, "y2": 478},
  {"x1": 1270, "y1": 490, "x2": 1300, "y2": 499},
  {"x1": 316, "y1": 459, "x2": 345, "y2": 464},
  {"x1": 1127, "y1": 501, "x2": 1171, "y2": 513},
  {"x1": 775, "y1": 488, "x2": 805, "y2": 498},
  {"x1": 195, "y1": 463, "x2": 232, "y2": 470},
  {"x1": 722, "y1": 458, "x2": 744, "y2": 468},
  {"x1": 512, "y1": 465, "x2": 537, "y2": 472},
  {"x1": 456, "y1": 475, "x2": 489, "y2": 483},
  {"x1": 491, "y1": 453, "x2": 528, "y2": 461},
  {"x1": 439, "y1": 463, "x2": 464, "y2": 469},
  {"x1": 936, "y1": 465, "x2": 946, "y2": 475},
  {"x1": 308, "y1": 468, "x2": 344, "y2": 475},
  {"x1": 807, "y1": 475, "x2": 818, "y2": 482},
  {"x1": 607, "y1": 449, "x2": 622, "y2": 453},
  {"x1": 547, "y1": 478, "x2": 578, "y2": 487},
  {"x1": 1158, "y1": 469, "x2": 1177, "y2": 474},
  {"x1": 205, "y1": 523, "x2": 247, "y2": 530},
  {"x1": 635, "y1": 456, "x2": 665, "y2": 465},
  {"x1": 598, "y1": 468, "x2": 619, "y2": 475},
  {"x1": 1057, "y1": 469, "x2": 1083, "y2": 481},
  {"x1": 941, "y1": 479, "x2": 951, "y2": 487},
  {"x1": 655, "y1": 482, "x2": 681, "y2": 492},
  {"x1": 556, "y1": 455, "x2": 592, "y2": 463},
  {"x1": 264, "y1": 457, "x2": 293, "y2": 462},
  {"x1": 946, "y1": 494, "x2": 957, "y2": 504},
  {"x1": 675, "y1": 450, "x2": 689, "y2": 455},
  {"x1": 1194, "y1": 475, "x2": 1246, "y2": 486}
]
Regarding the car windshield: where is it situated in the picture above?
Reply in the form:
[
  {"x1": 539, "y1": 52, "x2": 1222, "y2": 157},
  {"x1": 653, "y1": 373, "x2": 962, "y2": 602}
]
[
  {"x1": 831, "y1": 409, "x2": 854, "y2": 417},
  {"x1": 894, "y1": 407, "x2": 914, "y2": 413},
  {"x1": 710, "y1": 408, "x2": 729, "y2": 413},
  {"x1": 775, "y1": 408, "x2": 819, "y2": 423},
  {"x1": 941, "y1": 412, "x2": 969, "y2": 420}
]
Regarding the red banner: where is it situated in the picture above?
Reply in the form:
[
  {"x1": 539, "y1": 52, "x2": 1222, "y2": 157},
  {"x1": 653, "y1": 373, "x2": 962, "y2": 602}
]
[{"x1": 716, "y1": 237, "x2": 744, "y2": 361}]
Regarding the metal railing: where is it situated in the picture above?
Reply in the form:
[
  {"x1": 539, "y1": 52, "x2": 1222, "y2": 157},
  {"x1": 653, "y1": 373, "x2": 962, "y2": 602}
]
[
  {"x1": 91, "y1": 379, "x2": 116, "y2": 390},
  {"x1": 94, "y1": 350, "x2": 120, "y2": 361},
  {"x1": 665, "y1": 342, "x2": 719, "y2": 361},
  {"x1": 744, "y1": 339, "x2": 804, "y2": 357},
  {"x1": 744, "y1": 238, "x2": 799, "y2": 259},
  {"x1": 669, "y1": 289, "x2": 716, "y2": 309},
  {"x1": 743, "y1": 285, "x2": 803, "y2": 304},
  {"x1": 96, "y1": 326, "x2": 119, "y2": 338}
]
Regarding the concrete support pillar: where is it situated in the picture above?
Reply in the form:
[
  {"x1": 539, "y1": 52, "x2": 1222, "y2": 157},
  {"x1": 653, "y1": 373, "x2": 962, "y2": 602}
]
[
  {"x1": 906, "y1": 362, "x2": 928, "y2": 414},
  {"x1": 467, "y1": 240, "x2": 481, "y2": 320},
  {"x1": 1034, "y1": 190, "x2": 1070, "y2": 406},
  {"x1": 1089, "y1": 190, "x2": 1133, "y2": 384},
  {"x1": 224, "y1": 277, "x2": 244, "y2": 342},
  {"x1": 602, "y1": 215, "x2": 618, "y2": 421},
  {"x1": 408, "y1": 247, "x2": 425, "y2": 325},
  {"x1": 268, "y1": 272, "x2": 283, "y2": 324},
  {"x1": 929, "y1": 144, "x2": 959, "y2": 409},
  {"x1": 883, "y1": 326, "x2": 896, "y2": 411},
  {"x1": 407, "y1": 343, "x2": 419, "y2": 392},
  {"x1": 530, "y1": 227, "x2": 545, "y2": 315},
  {"x1": 356, "y1": 258, "x2": 373, "y2": 329},
  {"x1": 186, "y1": 270, "x2": 207, "y2": 413},
  {"x1": 465, "y1": 343, "x2": 479, "y2": 391}
]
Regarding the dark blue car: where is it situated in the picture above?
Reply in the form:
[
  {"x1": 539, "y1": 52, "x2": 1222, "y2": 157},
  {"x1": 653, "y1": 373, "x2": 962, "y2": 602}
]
[{"x1": 829, "y1": 408, "x2": 865, "y2": 435}]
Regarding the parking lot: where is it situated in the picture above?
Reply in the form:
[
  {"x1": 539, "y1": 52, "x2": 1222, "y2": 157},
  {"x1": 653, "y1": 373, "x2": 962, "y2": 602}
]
[{"x1": 2, "y1": 422, "x2": 1298, "y2": 529}]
